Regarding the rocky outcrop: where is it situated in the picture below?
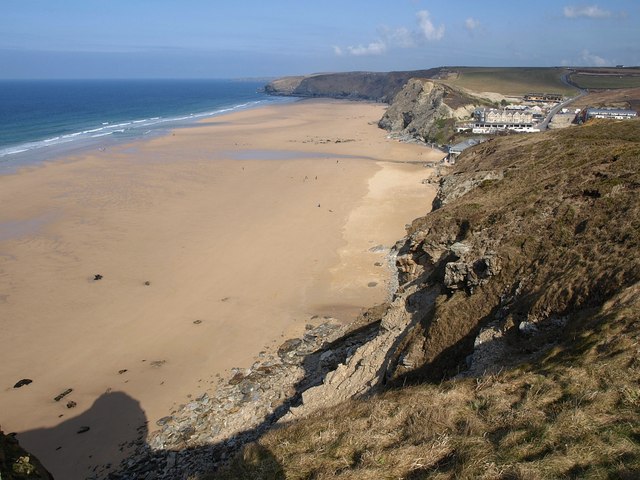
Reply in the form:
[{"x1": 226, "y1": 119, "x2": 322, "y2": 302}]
[
  {"x1": 284, "y1": 285, "x2": 437, "y2": 419},
  {"x1": 432, "y1": 169, "x2": 503, "y2": 209},
  {"x1": 378, "y1": 79, "x2": 488, "y2": 143},
  {"x1": 262, "y1": 76, "x2": 306, "y2": 96},
  {"x1": 443, "y1": 248, "x2": 501, "y2": 293}
]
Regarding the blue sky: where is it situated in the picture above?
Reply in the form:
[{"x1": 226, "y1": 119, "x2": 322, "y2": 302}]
[{"x1": 1, "y1": 0, "x2": 638, "y2": 78}]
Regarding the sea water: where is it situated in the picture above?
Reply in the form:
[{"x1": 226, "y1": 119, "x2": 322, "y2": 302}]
[{"x1": 0, "y1": 79, "x2": 290, "y2": 172}]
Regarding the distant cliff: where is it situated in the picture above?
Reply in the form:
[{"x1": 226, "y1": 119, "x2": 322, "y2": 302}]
[{"x1": 264, "y1": 69, "x2": 443, "y2": 103}]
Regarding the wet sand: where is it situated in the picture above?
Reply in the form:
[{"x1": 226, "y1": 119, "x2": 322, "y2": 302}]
[{"x1": 0, "y1": 99, "x2": 441, "y2": 478}]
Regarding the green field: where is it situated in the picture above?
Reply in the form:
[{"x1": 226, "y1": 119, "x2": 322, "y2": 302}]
[
  {"x1": 569, "y1": 73, "x2": 640, "y2": 89},
  {"x1": 440, "y1": 67, "x2": 577, "y2": 96}
]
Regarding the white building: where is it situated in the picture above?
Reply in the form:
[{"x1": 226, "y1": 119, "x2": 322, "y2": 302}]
[
  {"x1": 472, "y1": 108, "x2": 538, "y2": 134},
  {"x1": 585, "y1": 108, "x2": 637, "y2": 120}
]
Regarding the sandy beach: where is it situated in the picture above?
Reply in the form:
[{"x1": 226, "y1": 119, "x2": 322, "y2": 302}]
[{"x1": 0, "y1": 99, "x2": 440, "y2": 478}]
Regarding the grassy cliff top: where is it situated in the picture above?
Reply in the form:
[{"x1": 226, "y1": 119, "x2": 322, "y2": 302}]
[{"x1": 429, "y1": 67, "x2": 576, "y2": 96}]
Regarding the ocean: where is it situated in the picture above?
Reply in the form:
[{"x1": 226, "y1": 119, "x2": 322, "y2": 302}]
[{"x1": 0, "y1": 79, "x2": 290, "y2": 172}]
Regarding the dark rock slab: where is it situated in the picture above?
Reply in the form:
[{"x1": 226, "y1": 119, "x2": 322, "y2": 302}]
[{"x1": 13, "y1": 379, "x2": 32, "y2": 388}]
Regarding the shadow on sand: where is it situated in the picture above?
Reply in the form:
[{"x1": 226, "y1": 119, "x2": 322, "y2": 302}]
[
  {"x1": 17, "y1": 392, "x2": 147, "y2": 479},
  {"x1": 14, "y1": 316, "x2": 382, "y2": 479}
]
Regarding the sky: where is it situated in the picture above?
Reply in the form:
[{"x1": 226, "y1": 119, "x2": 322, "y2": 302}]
[{"x1": 1, "y1": 0, "x2": 638, "y2": 79}]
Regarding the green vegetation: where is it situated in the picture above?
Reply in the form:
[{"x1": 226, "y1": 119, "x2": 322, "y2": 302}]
[
  {"x1": 433, "y1": 117, "x2": 456, "y2": 144},
  {"x1": 441, "y1": 67, "x2": 576, "y2": 96},
  {"x1": 210, "y1": 120, "x2": 640, "y2": 480},
  {"x1": 569, "y1": 73, "x2": 640, "y2": 90}
]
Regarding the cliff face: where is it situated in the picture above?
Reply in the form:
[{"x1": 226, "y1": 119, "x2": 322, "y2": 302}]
[
  {"x1": 264, "y1": 69, "x2": 442, "y2": 103},
  {"x1": 378, "y1": 78, "x2": 488, "y2": 143}
]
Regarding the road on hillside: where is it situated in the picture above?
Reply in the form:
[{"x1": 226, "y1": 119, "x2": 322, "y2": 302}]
[{"x1": 537, "y1": 73, "x2": 587, "y2": 131}]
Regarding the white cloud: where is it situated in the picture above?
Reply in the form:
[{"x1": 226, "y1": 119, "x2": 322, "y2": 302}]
[
  {"x1": 416, "y1": 10, "x2": 445, "y2": 41},
  {"x1": 332, "y1": 9, "x2": 444, "y2": 56},
  {"x1": 465, "y1": 17, "x2": 481, "y2": 31},
  {"x1": 563, "y1": 5, "x2": 612, "y2": 18},
  {"x1": 332, "y1": 39, "x2": 387, "y2": 57},
  {"x1": 346, "y1": 40, "x2": 387, "y2": 56},
  {"x1": 581, "y1": 49, "x2": 608, "y2": 66},
  {"x1": 379, "y1": 26, "x2": 415, "y2": 48}
]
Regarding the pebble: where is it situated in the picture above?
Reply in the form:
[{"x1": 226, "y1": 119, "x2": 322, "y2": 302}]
[{"x1": 54, "y1": 388, "x2": 73, "y2": 402}]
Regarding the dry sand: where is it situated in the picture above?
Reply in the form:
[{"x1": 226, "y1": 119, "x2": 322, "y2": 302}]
[{"x1": 0, "y1": 99, "x2": 441, "y2": 478}]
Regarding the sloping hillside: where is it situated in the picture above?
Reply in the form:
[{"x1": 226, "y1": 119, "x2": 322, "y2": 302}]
[
  {"x1": 571, "y1": 87, "x2": 640, "y2": 112},
  {"x1": 212, "y1": 119, "x2": 640, "y2": 479}
]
